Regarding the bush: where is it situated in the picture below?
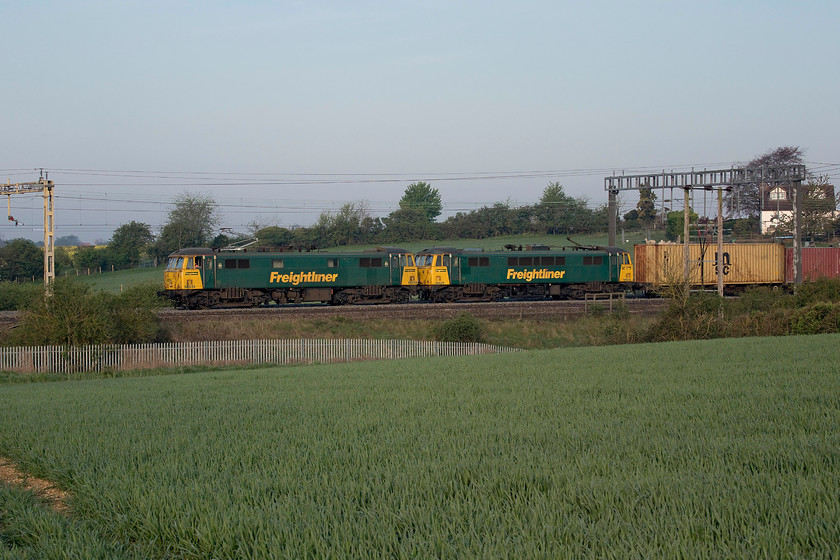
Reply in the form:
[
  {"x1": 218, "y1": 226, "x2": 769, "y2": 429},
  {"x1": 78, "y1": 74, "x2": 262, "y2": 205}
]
[
  {"x1": 8, "y1": 278, "x2": 168, "y2": 346},
  {"x1": 434, "y1": 313, "x2": 483, "y2": 343},
  {"x1": 731, "y1": 286, "x2": 794, "y2": 314},
  {"x1": 0, "y1": 281, "x2": 42, "y2": 311},
  {"x1": 789, "y1": 302, "x2": 840, "y2": 335},
  {"x1": 795, "y1": 278, "x2": 840, "y2": 307},
  {"x1": 645, "y1": 292, "x2": 728, "y2": 342}
]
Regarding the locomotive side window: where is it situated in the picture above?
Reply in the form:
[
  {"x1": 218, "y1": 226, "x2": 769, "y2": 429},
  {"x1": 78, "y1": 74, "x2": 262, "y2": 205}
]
[
  {"x1": 583, "y1": 256, "x2": 603, "y2": 266},
  {"x1": 508, "y1": 257, "x2": 517, "y2": 266},
  {"x1": 557, "y1": 257, "x2": 566, "y2": 265},
  {"x1": 479, "y1": 257, "x2": 489, "y2": 267},
  {"x1": 223, "y1": 259, "x2": 251, "y2": 269},
  {"x1": 519, "y1": 257, "x2": 533, "y2": 266},
  {"x1": 360, "y1": 257, "x2": 384, "y2": 268},
  {"x1": 468, "y1": 257, "x2": 478, "y2": 267},
  {"x1": 541, "y1": 257, "x2": 554, "y2": 266},
  {"x1": 327, "y1": 259, "x2": 339, "y2": 268},
  {"x1": 272, "y1": 259, "x2": 284, "y2": 268}
]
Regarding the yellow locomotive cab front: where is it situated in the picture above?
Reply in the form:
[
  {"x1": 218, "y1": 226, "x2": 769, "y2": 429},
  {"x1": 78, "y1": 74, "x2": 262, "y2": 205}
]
[
  {"x1": 163, "y1": 255, "x2": 205, "y2": 291},
  {"x1": 619, "y1": 252, "x2": 633, "y2": 282},
  {"x1": 416, "y1": 253, "x2": 451, "y2": 286},
  {"x1": 400, "y1": 253, "x2": 419, "y2": 286}
]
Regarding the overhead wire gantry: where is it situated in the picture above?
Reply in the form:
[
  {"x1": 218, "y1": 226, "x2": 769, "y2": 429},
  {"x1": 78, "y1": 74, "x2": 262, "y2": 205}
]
[
  {"x1": 605, "y1": 165, "x2": 809, "y2": 294},
  {"x1": 2, "y1": 174, "x2": 55, "y2": 286}
]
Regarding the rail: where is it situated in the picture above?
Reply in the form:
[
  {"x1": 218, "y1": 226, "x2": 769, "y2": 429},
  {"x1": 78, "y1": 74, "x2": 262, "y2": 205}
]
[{"x1": 0, "y1": 339, "x2": 520, "y2": 374}]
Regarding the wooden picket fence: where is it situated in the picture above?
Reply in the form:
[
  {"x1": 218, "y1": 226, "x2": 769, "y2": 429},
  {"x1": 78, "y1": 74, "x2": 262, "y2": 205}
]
[{"x1": 0, "y1": 339, "x2": 520, "y2": 374}]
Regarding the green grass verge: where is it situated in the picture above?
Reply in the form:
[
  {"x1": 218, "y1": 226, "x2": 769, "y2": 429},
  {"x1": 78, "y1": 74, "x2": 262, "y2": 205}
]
[{"x1": 1, "y1": 334, "x2": 838, "y2": 558}]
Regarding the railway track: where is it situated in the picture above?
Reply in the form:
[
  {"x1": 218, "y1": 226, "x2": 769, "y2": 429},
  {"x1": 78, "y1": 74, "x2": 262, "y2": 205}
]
[{"x1": 158, "y1": 298, "x2": 667, "y2": 322}]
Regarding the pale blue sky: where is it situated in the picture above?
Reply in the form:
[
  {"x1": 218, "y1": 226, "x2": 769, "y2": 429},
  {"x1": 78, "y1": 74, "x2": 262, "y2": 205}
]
[{"x1": 2, "y1": 1, "x2": 838, "y2": 242}]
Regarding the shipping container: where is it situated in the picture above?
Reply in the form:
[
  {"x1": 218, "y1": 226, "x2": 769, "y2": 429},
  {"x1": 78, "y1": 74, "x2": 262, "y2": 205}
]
[
  {"x1": 634, "y1": 243, "x2": 785, "y2": 288},
  {"x1": 785, "y1": 247, "x2": 840, "y2": 283}
]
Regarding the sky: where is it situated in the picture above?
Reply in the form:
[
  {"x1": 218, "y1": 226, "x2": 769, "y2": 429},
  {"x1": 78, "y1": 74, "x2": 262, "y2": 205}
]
[{"x1": 2, "y1": 0, "x2": 838, "y2": 243}]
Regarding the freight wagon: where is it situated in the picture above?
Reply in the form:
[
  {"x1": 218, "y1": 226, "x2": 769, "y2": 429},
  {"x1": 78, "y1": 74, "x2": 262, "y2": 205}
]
[
  {"x1": 634, "y1": 243, "x2": 786, "y2": 292},
  {"x1": 161, "y1": 247, "x2": 418, "y2": 308},
  {"x1": 785, "y1": 247, "x2": 840, "y2": 283},
  {"x1": 415, "y1": 245, "x2": 633, "y2": 302}
]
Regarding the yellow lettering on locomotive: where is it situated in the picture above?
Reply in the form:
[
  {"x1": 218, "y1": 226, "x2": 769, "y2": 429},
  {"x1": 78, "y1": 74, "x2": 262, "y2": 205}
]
[
  {"x1": 506, "y1": 268, "x2": 566, "y2": 281},
  {"x1": 269, "y1": 271, "x2": 339, "y2": 285}
]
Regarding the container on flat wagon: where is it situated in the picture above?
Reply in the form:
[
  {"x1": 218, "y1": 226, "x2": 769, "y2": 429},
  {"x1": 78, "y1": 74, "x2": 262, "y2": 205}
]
[
  {"x1": 785, "y1": 247, "x2": 840, "y2": 283},
  {"x1": 634, "y1": 243, "x2": 785, "y2": 287}
]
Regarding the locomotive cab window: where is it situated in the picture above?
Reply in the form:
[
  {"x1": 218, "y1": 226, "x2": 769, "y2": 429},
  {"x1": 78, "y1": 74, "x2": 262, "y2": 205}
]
[{"x1": 398, "y1": 254, "x2": 414, "y2": 267}]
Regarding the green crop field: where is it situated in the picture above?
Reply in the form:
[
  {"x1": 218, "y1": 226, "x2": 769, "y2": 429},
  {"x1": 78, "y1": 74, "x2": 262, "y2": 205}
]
[{"x1": 1, "y1": 335, "x2": 839, "y2": 558}]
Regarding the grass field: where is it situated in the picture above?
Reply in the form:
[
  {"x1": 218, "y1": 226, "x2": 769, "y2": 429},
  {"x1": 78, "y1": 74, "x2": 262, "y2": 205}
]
[
  {"x1": 72, "y1": 265, "x2": 164, "y2": 294},
  {"x1": 1, "y1": 334, "x2": 838, "y2": 558}
]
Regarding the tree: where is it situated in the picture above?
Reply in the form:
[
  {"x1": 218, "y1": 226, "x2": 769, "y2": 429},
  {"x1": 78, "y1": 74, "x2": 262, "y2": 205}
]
[
  {"x1": 153, "y1": 193, "x2": 220, "y2": 259},
  {"x1": 636, "y1": 187, "x2": 658, "y2": 224},
  {"x1": 398, "y1": 182, "x2": 442, "y2": 222},
  {"x1": 55, "y1": 235, "x2": 82, "y2": 247},
  {"x1": 73, "y1": 246, "x2": 109, "y2": 272},
  {"x1": 381, "y1": 207, "x2": 439, "y2": 242},
  {"x1": 0, "y1": 238, "x2": 43, "y2": 281},
  {"x1": 256, "y1": 226, "x2": 294, "y2": 247},
  {"x1": 536, "y1": 182, "x2": 600, "y2": 234},
  {"x1": 109, "y1": 221, "x2": 154, "y2": 269},
  {"x1": 665, "y1": 209, "x2": 699, "y2": 241},
  {"x1": 727, "y1": 146, "x2": 804, "y2": 218},
  {"x1": 771, "y1": 175, "x2": 837, "y2": 240}
]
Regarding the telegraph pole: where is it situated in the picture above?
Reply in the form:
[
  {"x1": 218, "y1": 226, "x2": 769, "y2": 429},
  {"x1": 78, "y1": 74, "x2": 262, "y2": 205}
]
[{"x1": 2, "y1": 175, "x2": 55, "y2": 286}]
